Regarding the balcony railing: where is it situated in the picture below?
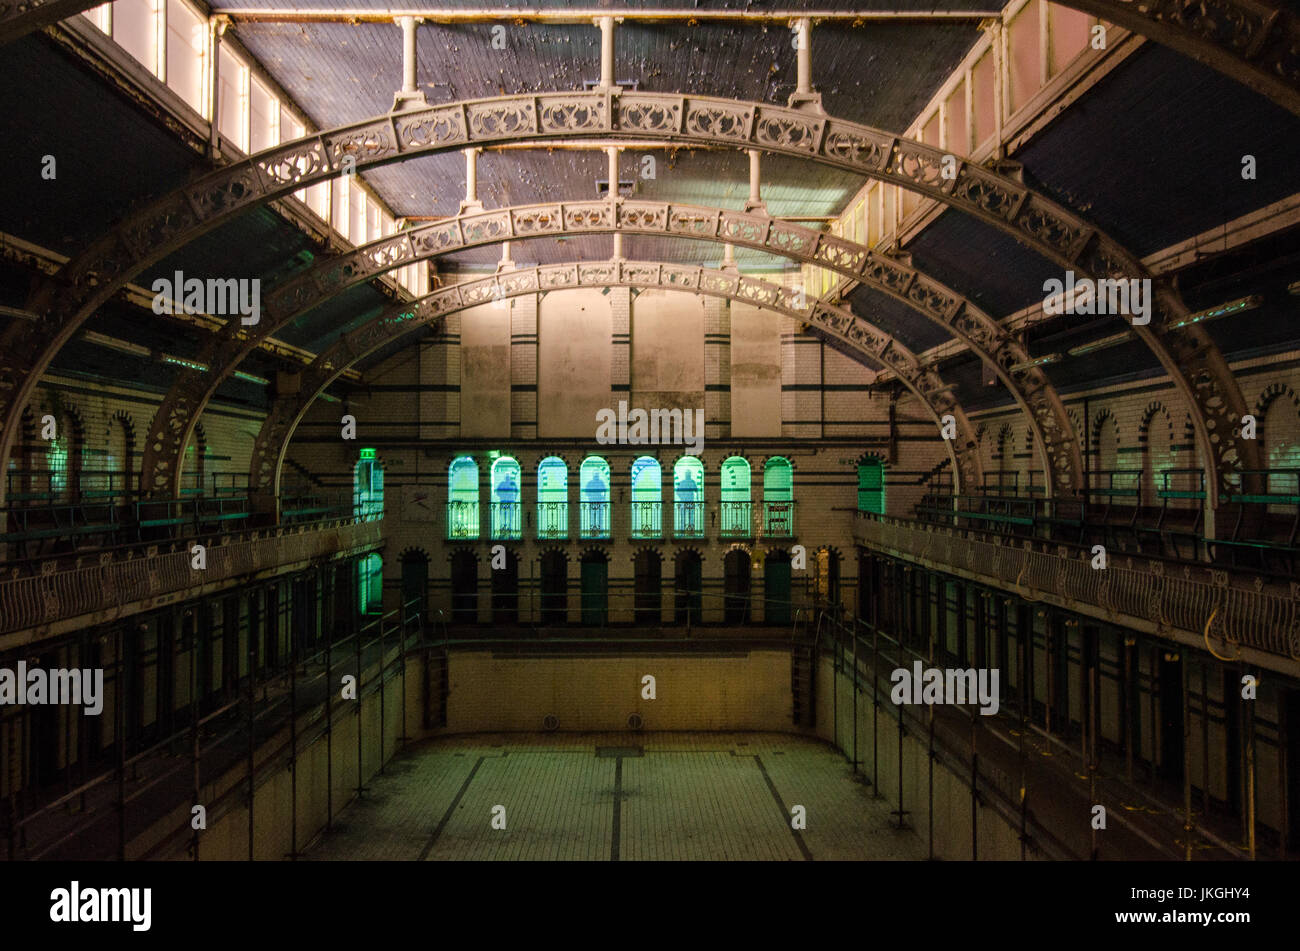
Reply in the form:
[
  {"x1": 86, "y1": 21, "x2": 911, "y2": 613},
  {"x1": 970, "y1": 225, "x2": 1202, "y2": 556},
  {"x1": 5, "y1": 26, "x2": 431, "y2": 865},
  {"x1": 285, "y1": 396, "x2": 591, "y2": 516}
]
[
  {"x1": 762, "y1": 500, "x2": 796, "y2": 538},
  {"x1": 445, "y1": 501, "x2": 479, "y2": 540},
  {"x1": 0, "y1": 517, "x2": 383, "y2": 636},
  {"x1": 631, "y1": 501, "x2": 662, "y2": 539},
  {"x1": 580, "y1": 501, "x2": 610, "y2": 539},
  {"x1": 673, "y1": 501, "x2": 705, "y2": 538},
  {"x1": 853, "y1": 512, "x2": 1300, "y2": 662},
  {"x1": 719, "y1": 501, "x2": 752, "y2": 538},
  {"x1": 537, "y1": 501, "x2": 568, "y2": 539},
  {"x1": 490, "y1": 501, "x2": 521, "y2": 540}
]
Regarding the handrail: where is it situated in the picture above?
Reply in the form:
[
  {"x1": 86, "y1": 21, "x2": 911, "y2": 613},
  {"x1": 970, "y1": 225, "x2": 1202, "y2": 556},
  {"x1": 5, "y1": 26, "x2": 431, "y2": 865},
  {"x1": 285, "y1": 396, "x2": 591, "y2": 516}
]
[
  {"x1": 0, "y1": 517, "x2": 384, "y2": 635},
  {"x1": 854, "y1": 512, "x2": 1300, "y2": 662}
]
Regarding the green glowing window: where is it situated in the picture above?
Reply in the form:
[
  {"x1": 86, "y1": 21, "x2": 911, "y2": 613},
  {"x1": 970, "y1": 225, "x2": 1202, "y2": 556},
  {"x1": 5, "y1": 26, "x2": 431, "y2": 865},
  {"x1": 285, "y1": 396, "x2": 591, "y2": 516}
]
[
  {"x1": 48, "y1": 436, "x2": 68, "y2": 497},
  {"x1": 580, "y1": 455, "x2": 610, "y2": 538},
  {"x1": 762, "y1": 456, "x2": 793, "y2": 535},
  {"x1": 447, "y1": 456, "x2": 479, "y2": 539},
  {"x1": 631, "y1": 456, "x2": 661, "y2": 538},
  {"x1": 353, "y1": 454, "x2": 383, "y2": 520},
  {"x1": 537, "y1": 456, "x2": 568, "y2": 538},
  {"x1": 720, "y1": 456, "x2": 750, "y2": 535},
  {"x1": 672, "y1": 456, "x2": 703, "y2": 537},
  {"x1": 358, "y1": 552, "x2": 383, "y2": 615},
  {"x1": 491, "y1": 455, "x2": 521, "y2": 539},
  {"x1": 631, "y1": 456, "x2": 661, "y2": 502},
  {"x1": 857, "y1": 458, "x2": 885, "y2": 514}
]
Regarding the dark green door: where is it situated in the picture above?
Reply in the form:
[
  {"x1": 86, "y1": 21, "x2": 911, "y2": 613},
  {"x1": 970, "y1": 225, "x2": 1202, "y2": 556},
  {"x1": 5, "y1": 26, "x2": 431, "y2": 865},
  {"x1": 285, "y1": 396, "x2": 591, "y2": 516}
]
[
  {"x1": 765, "y1": 552, "x2": 792, "y2": 625},
  {"x1": 581, "y1": 556, "x2": 608, "y2": 626},
  {"x1": 675, "y1": 552, "x2": 703, "y2": 624}
]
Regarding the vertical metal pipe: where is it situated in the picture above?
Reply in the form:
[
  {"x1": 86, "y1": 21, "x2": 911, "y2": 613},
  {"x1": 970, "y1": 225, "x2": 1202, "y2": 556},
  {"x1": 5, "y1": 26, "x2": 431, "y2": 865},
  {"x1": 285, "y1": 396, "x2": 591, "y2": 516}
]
[
  {"x1": 872, "y1": 623, "x2": 879, "y2": 796},
  {"x1": 379, "y1": 616, "x2": 386, "y2": 774},
  {"x1": 792, "y1": 18, "x2": 812, "y2": 93},
  {"x1": 116, "y1": 626, "x2": 126, "y2": 862},
  {"x1": 464, "y1": 148, "x2": 479, "y2": 204},
  {"x1": 1201, "y1": 662, "x2": 1210, "y2": 816},
  {"x1": 748, "y1": 149, "x2": 762, "y2": 205},
  {"x1": 597, "y1": 15, "x2": 615, "y2": 89},
  {"x1": 399, "y1": 16, "x2": 418, "y2": 93},
  {"x1": 1245, "y1": 694, "x2": 1257, "y2": 860},
  {"x1": 207, "y1": 17, "x2": 225, "y2": 159},
  {"x1": 289, "y1": 598, "x2": 298, "y2": 860},
  {"x1": 970, "y1": 716, "x2": 978, "y2": 861},
  {"x1": 1182, "y1": 655, "x2": 1193, "y2": 861},
  {"x1": 191, "y1": 608, "x2": 201, "y2": 861},
  {"x1": 247, "y1": 593, "x2": 256, "y2": 861}
]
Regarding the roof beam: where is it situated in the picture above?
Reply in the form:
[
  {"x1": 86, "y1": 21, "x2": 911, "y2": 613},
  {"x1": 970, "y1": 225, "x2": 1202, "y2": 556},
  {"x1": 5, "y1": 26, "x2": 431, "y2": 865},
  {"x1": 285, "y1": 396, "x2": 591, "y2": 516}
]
[{"x1": 246, "y1": 260, "x2": 983, "y2": 520}]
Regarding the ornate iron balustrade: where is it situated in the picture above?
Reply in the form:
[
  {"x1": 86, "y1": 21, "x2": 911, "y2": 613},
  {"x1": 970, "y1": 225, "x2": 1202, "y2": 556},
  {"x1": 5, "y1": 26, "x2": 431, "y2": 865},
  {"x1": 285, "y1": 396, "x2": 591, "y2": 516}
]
[
  {"x1": 445, "y1": 501, "x2": 479, "y2": 540},
  {"x1": 0, "y1": 518, "x2": 383, "y2": 636},
  {"x1": 853, "y1": 513, "x2": 1300, "y2": 663},
  {"x1": 630, "y1": 501, "x2": 662, "y2": 539},
  {"x1": 719, "y1": 501, "x2": 752, "y2": 538},
  {"x1": 490, "y1": 501, "x2": 521, "y2": 540},
  {"x1": 537, "y1": 501, "x2": 568, "y2": 539},
  {"x1": 579, "y1": 501, "x2": 610, "y2": 539},
  {"x1": 762, "y1": 501, "x2": 796, "y2": 538},
  {"x1": 673, "y1": 501, "x2": 706, "y2": 538}
]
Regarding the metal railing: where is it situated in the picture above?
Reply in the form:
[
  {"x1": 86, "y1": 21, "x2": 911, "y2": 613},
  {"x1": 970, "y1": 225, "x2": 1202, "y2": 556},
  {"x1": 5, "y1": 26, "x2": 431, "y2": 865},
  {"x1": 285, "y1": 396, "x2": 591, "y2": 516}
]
[
  {"x1": 537, "y1": 501, "x2": 568, "y2": 539},
  {"x1": 673, "y1": 501, "x2": 705, "y2": 538},
  {"x1": 579, "y1": 501, "x2": 609, "y2": 539},
  {"x1": 630, "y1": 500, "x2": 661, "y2": 538},
  {"x1": 718, "y1": 500, "x2": 751, "y2": 538},
  {"x1": 761, "y1": 500, "x2": 796, "y2": 537},
  {"x1": 445, "y1": 501, "x2": 479, "y2": 539},
  {"x1": 489, "y1": 501, "x2": 521, "y2": 540},
  {"x1": 0, "y1": 518, "x2": 383, "y2": 635},
  {"x1": 854, "y1": 512, "x2": 1300, "y2": 661},
  {"x1": 4, "y1": 596, "x2": 424, "y2": 862}
]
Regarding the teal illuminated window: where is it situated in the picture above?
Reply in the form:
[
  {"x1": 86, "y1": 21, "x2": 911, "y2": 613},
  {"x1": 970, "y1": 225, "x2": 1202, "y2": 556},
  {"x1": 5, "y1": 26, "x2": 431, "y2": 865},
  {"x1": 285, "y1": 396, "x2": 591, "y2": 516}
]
[
  {"x1": 673, "y1": 456, "x2": 705, "y2": 537},
  {"x1": 353, "y1": 453, "x2": 384, "y2": 520},
  {"x1": 858, "y1": 457, "x2": 885, "y2": 514},
  {"x1": 358, "y1": 552, "x2": 383, "y2": 614},
  {"x1": 720, "y1": 456, "x2": 751, "y2": 537},
  {"x1": 48, "y1": 436, "x2": 68, "y2": 498},
  {"x1": 447, "y1": 456, "x2": 479, "y2": 539},
  {"x1": 580, "y1": 456, "x2": 610, "y2": 539},
  {"x1": 762, "y1": 456, "x2": 793, "y2": 536},
  {"x1": 491, "y1": 456, "x2": 521, "y2": 539},
  {"x1": 537, "y1": 456, "x2": 568, "y2": 539},
  {"x1": 630, "y1": 456, "x2": 662, "y2": 538}
]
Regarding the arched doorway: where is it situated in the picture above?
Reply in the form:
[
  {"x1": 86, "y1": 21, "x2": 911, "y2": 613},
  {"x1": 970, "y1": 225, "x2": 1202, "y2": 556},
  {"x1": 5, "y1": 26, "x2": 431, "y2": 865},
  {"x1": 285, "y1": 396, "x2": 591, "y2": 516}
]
[
  {"x1": 539, "y1": 550, "x2": 568, "y2": 624},
  {"x1": 450, "y1": 550, "x2": 478, "y2": 623},
  {"x1": 634, "y1": 549, "x2": 662, "y2": 625},
  {"x1": 491, "y1": 548, "x2": 520, "y2": 624},
  {"x1": 723, "y1": 549, "x2": 751, "y2": 623},
  {"x1": 400, "y1": 550, "x2": 429, "y2": 625},
  {"x1": 675, "y1": 550, "x2": 703, "y2": 624},
  {"x1": 580, "y1": 550, "x2": 608, "y2": 626},
  {"x1": 765, "y1": 549, "x2": 792, "y2": 625}
]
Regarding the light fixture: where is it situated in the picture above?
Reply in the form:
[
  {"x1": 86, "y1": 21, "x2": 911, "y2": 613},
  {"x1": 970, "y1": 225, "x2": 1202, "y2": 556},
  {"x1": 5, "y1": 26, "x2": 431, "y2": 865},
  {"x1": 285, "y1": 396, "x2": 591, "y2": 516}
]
[
  {"x1": 1066, "y1": 331, "x2": 1132, "y2": 358},
  {"x1": 233, "y1": 370, "x2": 270, "y2": 385},
  {"x1": 1008, "y1": 353, "x2": 1062, "y2": 372},
  {"x1": 82, "y1": 331, "x2": 150, "y2": 357},
  {"x1": 1166, "y1": 293, "x2": 1263, "y2": 330}
]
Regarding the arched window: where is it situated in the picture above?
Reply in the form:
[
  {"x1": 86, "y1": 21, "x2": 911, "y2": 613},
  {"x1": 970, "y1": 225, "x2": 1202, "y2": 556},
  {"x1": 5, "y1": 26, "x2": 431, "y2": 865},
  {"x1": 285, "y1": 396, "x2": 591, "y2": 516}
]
[
  {"x1": 48, "y1": 435, "x2": 69, "y2": 500},
  {"x1": 720, "y1": 456, "x2": 751, "y2": 537},
  {"x1": 490, "y1": 455, "x2": 522, "y2": 539},
  {"x1": 673, "y1": 456, "x2": 705, "y2": 538},
  {"x1": 537, "y1": 456, "x2": 568, "y2": 539},
  {"x1": 358, "y1": 552, "x2": 383, "y2": 615},
  {"x1": 762, "y1": 457, "x2": 793, "y2": 537},
  {"x1": 447, "y1": 455, "x2": 479, "y2": 539},
  {"x1": 353, "y1": 450, "x2": 384, "y2": 521},
  {"x1": 858, "y1": 457, "x2": 885, "y2": 515},
  {"x1": 579, "y1": 456, "x2": 610, "y2": 539},
  {"x1": 630, "y1": 456, "x2": 662, "y2": 538}
]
